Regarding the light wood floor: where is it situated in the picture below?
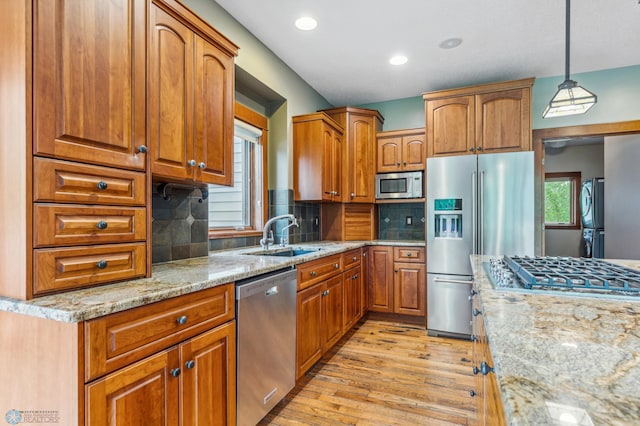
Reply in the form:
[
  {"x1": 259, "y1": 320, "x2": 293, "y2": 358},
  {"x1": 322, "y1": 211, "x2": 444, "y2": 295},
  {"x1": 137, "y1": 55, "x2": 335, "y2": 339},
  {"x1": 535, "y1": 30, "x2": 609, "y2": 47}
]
[{"x1": 260, "y1": 315, "x2": 477, "y2": 425}]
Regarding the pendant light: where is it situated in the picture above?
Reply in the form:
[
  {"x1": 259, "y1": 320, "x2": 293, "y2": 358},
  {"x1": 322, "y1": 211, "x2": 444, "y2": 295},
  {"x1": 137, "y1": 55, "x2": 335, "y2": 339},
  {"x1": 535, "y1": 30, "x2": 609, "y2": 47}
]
[{"x1": 542, "y1": 0, "x2": 597, "y2": 118}]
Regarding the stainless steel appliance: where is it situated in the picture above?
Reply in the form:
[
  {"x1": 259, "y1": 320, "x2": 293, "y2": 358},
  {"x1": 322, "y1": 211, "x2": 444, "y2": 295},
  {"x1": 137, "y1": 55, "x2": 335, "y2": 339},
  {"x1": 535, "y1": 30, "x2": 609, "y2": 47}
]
[
  {"x1": 487, "y1": 256, "x2": 640, "y2": 299},
  {"x1": 236, "y1": 268, "x2": 297, "y2": 426},
  {"x1": 581, "y1": 177, "x2": 605, "y2": 258},
  {"x1": 375, "y1": 171, "x2": 423, "y2": 200},
  {"x1": 426, "y1": 152, "x2": 535, "y2": 338}
]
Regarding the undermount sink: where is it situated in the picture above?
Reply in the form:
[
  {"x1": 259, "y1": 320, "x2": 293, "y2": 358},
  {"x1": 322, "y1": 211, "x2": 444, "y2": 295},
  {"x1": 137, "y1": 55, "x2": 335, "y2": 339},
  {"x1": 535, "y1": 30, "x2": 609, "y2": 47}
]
[{"x1": 246, "y1": 247, "x2": 322, "y2": 257}]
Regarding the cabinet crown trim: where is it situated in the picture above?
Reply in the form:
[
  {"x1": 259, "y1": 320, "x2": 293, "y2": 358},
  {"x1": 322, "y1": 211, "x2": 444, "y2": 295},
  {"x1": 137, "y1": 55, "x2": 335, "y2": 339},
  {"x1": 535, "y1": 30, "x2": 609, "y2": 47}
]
[
  {"x1": 319, "y1": 106, "x2": 384, "y2": 124},
  {"x1": 292, "y1": 112, "x2": 344, "y2": 132},
  {"x1": 422, "y1": 77, "x2": 535, "y2": 100}
]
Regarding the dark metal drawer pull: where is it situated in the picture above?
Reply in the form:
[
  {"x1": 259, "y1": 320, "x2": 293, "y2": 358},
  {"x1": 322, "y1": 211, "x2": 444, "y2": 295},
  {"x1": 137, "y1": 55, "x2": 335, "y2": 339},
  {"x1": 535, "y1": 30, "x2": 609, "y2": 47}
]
[{"x1": 96, "y1": 260, "x2": 108, "y2": 269}]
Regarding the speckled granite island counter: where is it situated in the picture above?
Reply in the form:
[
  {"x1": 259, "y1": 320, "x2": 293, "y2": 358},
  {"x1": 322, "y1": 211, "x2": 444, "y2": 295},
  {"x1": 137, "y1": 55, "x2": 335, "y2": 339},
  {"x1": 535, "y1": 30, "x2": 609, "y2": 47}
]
[
  {"x1": 471, "y1": 255, "x2": 640, "y2": 426},
  {"x1": 0, "y1": 240, "x2": 423, "y2": 322}
]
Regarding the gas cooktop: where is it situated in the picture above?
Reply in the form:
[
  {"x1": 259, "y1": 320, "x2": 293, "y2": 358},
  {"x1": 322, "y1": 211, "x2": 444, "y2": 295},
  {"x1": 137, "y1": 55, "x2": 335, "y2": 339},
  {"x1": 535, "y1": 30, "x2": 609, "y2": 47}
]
[{"x1": 486, "y1": 256, "x2": 640, "y2": 298}]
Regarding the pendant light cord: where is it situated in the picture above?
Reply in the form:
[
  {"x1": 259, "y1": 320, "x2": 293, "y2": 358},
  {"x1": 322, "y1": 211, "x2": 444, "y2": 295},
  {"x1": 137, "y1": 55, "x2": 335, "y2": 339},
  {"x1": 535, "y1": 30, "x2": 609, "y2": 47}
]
[{"x1": 565, "y1": 0, "x2": 571, "y2": 82}]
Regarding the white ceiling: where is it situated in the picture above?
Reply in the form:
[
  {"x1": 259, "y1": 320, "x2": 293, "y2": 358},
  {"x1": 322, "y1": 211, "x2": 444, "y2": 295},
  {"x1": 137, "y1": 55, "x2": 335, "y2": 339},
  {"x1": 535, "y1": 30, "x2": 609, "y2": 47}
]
[{"x1": 214, "y1": 0, "x2": 640, "y2": 106}]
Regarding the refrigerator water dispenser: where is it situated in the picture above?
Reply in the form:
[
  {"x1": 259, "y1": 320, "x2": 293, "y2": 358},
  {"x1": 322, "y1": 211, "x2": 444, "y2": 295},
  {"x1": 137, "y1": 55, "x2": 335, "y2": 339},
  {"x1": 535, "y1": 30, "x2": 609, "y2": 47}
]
[{"x1": 434, "y1": 199, "x2": 462, "y2": 239}]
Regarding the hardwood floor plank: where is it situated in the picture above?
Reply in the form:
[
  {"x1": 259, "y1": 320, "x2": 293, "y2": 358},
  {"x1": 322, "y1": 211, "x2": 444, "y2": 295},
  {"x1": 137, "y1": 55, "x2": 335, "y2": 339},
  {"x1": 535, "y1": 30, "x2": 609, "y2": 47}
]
[{"x1": 258, "y1": 316, "x2": 477, "y2": 426}]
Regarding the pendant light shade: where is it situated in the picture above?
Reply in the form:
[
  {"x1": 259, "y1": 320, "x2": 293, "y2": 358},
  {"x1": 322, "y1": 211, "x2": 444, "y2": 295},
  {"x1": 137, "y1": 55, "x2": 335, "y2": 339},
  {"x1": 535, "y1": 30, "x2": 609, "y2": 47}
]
[{"x1": 543, "y1": 0, "x2": 597, "y2": 118}]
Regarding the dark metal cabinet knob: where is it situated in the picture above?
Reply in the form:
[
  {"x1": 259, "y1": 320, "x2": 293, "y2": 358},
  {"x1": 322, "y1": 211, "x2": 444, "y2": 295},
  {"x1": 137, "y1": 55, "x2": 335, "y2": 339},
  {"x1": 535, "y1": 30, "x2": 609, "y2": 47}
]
[
  {"x1": 96, "y1": 220, "x2": 108, "y2": 230},
  {"x1": 396, "y1": 162, "x2": 401, "y2": 166},
  {"x1": 334, "y1": 263, "x2": 339, "y2": 269},
  {"x1": 394, "y1": 269, "x2": 399, "y2": 273},
  {"x1": 96, "y1": 181, "x2": 108, "y2": 190},
  {"x1": 470, "y1": 289, "x2": 478, "y2": 296},
  {"x1": 310, "y1": 271, "x2": 317, "y2": 277},
  {"x1": 469, "y1": 390, "x2": 477, "y2": 397},
  {"x1": 188, "y1": 159, "x2": 197, "y2": 167},
  {"x1": 198, "y1": 162, "x2": 206, "y2": 169},
  {"x1": 477, "y1": 146, "x2": 483, "y2": 151},
  {"x1": 407, "y1": 253, "x2": 412, "y2": 257},
  {"x1": 170, "y1": 368, "x2": 181, "y2": 377},
  {"x1": 473, "y1": 308, "x2": 482, "y2": 317},
  {"x1": 96, "y1": 260, "x2": 108, "y2": 269},
  {"x1": 481, "y1": 361, "x2": 494, "y2": 375},
  {"x1": 176, "y1": 315, "x2": 188, "y2": 325},
  {"x1": 352, "y1": 256, "x2": 357, "y2": 261},
  {"x1": 137, "y1": 145, "x2": 148, "y2": 153},
  {"x1": 469, "y1": 147, "x2": 475, "y2": 152},
  {"x1": 185, "y1": 360, "x2": 195, "y2": 369},
  {"x1": 473, "y1": 366, "x2": 480, "y2": 375}
]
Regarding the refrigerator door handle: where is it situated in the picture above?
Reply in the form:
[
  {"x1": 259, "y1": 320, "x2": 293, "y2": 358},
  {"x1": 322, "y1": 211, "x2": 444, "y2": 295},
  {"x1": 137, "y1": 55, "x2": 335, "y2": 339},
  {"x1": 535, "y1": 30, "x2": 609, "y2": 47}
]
[
  {"x1": 480, "y1": 170, "x2": 485, "y2": 256},
  {"x1": 434, "y1": 277, "x2": 474, "y2": 285},
  {"x1": 472, "y1": 171, "x2": 477, "y2": 254}
]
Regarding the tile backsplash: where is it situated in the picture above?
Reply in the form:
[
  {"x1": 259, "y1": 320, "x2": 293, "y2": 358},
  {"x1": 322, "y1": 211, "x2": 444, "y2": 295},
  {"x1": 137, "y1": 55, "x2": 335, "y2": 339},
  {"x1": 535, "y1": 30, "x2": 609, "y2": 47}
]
[
  {"x1": 378, "y1": 203, "x2": 425, "y2": 241},
  {"x1": 151, "y1": 184, "x2": 209, "y2": 263}
]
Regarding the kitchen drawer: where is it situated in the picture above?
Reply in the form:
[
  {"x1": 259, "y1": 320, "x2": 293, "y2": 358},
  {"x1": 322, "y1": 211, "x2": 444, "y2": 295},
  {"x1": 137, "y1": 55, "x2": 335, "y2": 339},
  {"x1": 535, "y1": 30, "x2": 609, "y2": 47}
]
[
  {"x1": 297, "y1": 253, "x2": 342, "y2": 291},
  {"x1": 33, "y1": 204, "x2": 146, "y2": 247},
  {"x1": 342, "y1": 248, "x2": 362, "y2": 270},
  {"x1": 33, "y1": 157, "x2": 146, "y2": 205},
  {"x1": 85, "y1": 283, "x2": 234, "y2": 381},
  {"x1": 33, "y1": 243, "x2": 146, "y2": 295},
  {"x1": 393, "y1": 246, "x2": 425, "y2": 263}
]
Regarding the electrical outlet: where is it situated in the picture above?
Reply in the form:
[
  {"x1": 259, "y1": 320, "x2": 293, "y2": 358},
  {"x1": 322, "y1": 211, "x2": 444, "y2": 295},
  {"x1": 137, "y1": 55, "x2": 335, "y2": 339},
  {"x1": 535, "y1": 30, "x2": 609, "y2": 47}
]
[{"x1": 406, "y1": 216, "x2": 412, "y2": 225}]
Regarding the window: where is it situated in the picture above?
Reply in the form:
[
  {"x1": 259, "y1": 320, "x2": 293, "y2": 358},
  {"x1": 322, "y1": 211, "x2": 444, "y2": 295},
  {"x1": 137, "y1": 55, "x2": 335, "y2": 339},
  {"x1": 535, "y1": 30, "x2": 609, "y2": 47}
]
[
  {"x1": 544, "y1": 172, "x2": 581, "y2": 229},
  {"x1": 208, "y1": 117, "x2": 265, "y2": 234}
]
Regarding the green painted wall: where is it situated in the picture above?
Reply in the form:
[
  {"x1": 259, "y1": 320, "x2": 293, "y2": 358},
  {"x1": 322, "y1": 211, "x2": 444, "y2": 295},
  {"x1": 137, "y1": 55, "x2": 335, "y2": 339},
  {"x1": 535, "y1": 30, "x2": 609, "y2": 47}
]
[
  {"x1": 361, "y1": 65, "x2": 640, "y2": 131},
  {"x1": 182, "y1": 0, "x2": 332, "y2": 190}
]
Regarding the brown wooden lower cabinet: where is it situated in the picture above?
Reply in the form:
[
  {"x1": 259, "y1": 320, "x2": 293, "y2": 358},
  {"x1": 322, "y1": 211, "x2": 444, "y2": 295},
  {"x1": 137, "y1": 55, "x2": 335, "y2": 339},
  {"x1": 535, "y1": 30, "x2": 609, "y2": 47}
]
[
  {"x1": 471, "y1": 286, "x2": 506, "y2": 426},
  {"x1": 368, "y1": 245, "x2": 426, "y2": 316},
  {"x1": 296, "y1": 275, "x2": 343, "y2": 380},
  {"x1": 296, "y1": 248, "x2": 365, "y2": 380},
  {"x1": 87, "y1": 321, "x2": 236, "y2": 426},
  {"x1": 0, "y1": 284, "x2": 236, "y2": 426}
]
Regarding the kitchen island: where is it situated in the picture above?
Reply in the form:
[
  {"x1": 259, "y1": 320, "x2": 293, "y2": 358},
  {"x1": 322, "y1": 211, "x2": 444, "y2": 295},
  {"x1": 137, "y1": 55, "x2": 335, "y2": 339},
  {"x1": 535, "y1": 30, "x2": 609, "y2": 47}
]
[{"x1": 471, "y1": 254, "x2": 640, "y2": 425}]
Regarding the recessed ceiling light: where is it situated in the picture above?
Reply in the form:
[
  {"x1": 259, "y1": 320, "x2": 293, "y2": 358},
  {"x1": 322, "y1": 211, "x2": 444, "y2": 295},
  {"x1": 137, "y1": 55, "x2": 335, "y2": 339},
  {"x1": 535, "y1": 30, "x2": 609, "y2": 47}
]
[
  {"x1": 389, "y1": 55, "x2": 408, "y2": 66},
  {"x1": 439, "y1": 38, "x2": 463, "y2": 49},
  {"x1": 295, "y1": 16, "x2": 317, "y2": 31}
]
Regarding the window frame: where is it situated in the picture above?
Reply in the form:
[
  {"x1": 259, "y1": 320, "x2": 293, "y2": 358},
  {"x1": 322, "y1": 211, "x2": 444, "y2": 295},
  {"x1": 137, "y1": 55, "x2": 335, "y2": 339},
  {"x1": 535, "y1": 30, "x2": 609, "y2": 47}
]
[
  {"x1": 208, "y1": 102, "x2": 268, "y2": 238},
  {"x1": 543, "y1": 171, "x2": 581, "y2": 230}
]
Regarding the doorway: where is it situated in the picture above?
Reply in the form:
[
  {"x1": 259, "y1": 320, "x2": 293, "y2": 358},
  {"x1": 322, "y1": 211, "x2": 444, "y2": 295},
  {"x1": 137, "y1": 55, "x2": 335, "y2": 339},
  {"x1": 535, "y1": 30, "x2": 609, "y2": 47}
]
[{"x1": 532, "y1": 120, "x2": 640, "y2": 257}]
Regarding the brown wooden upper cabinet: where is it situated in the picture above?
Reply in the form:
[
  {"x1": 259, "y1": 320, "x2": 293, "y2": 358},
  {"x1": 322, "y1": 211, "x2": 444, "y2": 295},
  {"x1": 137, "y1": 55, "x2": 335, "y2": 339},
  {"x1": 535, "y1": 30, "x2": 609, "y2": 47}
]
[
  {"x1": 376, "y1": 128, "x2": 426, "y2": 173},
  {"x1": 293, "y1": 113, "x2": 344, "y2": 202},
  {"x1": 33, "y1": 0, "x2": 147, "y2": 170},
  {"x1": 149, "y1": 1, "x2": 238, "y2": 186},
  {"x1": 320, "y1": 107, "x2": 384, "y2": 203},
  {"x1": 423, "y1": 78, "x2": 534, "y2": 157}
]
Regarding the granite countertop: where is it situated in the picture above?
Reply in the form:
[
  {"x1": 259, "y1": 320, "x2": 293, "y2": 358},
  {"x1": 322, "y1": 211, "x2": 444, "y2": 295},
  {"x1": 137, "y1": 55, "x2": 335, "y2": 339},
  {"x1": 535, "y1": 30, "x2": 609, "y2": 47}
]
[
  {"x1": 471, "y1": 255, "x2": 640, "y2": 425},
  {"x1": 0, "y1": 240, "x2": 424, "y2": 323}
]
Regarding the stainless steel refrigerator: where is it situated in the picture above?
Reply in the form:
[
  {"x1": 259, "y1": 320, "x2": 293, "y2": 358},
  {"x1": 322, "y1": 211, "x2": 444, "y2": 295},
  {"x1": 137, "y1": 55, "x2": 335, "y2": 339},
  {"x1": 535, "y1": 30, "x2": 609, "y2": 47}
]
[{"x1": 426, "y1": 151, "x2": 535, "y2": 338}]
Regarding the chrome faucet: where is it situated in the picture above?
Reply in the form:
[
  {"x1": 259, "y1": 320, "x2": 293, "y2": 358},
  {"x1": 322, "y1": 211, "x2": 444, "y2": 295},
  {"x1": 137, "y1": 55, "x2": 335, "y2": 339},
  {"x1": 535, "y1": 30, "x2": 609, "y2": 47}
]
[{"x1": 260, "y1": 214, "x2": 298, "y2": 250}]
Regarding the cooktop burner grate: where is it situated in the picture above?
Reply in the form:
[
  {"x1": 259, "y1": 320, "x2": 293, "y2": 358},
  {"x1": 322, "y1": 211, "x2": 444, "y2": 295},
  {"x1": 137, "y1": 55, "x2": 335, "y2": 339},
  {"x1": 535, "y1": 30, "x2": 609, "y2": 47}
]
[{"x1": 503, "y1": 256, "x2": 640, "y2": 295}]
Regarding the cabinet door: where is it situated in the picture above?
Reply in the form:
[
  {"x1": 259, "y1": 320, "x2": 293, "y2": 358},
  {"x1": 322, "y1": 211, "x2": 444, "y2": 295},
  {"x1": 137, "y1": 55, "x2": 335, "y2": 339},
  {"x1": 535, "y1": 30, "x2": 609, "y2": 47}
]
[
  {"x1": 181, "y1": 321, "x2": 236, "y2": 426},
  {"x1": 342, "y1": 267, "x2": 361, "y2": 331},
  {"x1": 331, "y1": 130, "x2": 344, "y2": 202},
  {"x1": 401, "y1": 134, "x2": 426, "y2": 171},
  {"x1": 361, "y1": 249, "x2": 369, "y2": 316},
  {"x1": 368, "y1": 246, "x2": 393, "y2": 312},
  {"x1": 393, "y1": 262, "x2": 426, "y2": 316},
  {"x1": 426, "y1": 96, "x2": 475, "y2": 157},
  {"x1": 296, "y1": 284, "x2": 324, "y2": 379},
  {"x1": 86, "y1": 348, "x2": 180, "y2": 426},
  {"x1": 149, "y1": 5, "x2": 195, "y2": 181},
  {"x1": 475, "y1": 88, "x2": 531, "y2": 154},
  {"x1": 346, "y1": 114, "x2": 375, "y2": 202},
  {"x1": 194, "y1": 35, "x2": 234, "y2": 185},
  {"x1": 321, "y1": 126, "x2": 335, "y2": 201},
  {"x1": 322, "y1": 275, "x2": 344, "y2": 351},
  {"x1": 33, "y1": 0, "x2": 146, "y2": 170},
  {"x1": 377, "y1": 137, "x2": 402, "y2": 173}
]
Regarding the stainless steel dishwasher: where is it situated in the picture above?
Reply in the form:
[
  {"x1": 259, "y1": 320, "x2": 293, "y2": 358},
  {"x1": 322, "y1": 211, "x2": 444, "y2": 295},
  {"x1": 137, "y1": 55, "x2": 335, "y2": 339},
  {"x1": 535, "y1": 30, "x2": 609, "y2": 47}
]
[{"x1": 236, "y1": 268, "x2": 297, "y2": 426}]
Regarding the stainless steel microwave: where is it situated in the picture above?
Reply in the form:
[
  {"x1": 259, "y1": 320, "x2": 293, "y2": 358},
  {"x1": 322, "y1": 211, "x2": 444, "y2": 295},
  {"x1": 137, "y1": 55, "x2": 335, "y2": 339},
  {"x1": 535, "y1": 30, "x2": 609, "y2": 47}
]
[{"x1": 375, "y1": 171, "x2": 423, "y2": 200}]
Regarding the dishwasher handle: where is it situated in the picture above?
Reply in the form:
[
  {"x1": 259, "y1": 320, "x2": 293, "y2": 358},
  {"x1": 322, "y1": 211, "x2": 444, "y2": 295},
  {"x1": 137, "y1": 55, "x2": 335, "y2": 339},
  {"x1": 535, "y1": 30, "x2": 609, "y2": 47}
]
[{"x1": 265, "y1": 286, "x2": 279, "y2": 296}]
